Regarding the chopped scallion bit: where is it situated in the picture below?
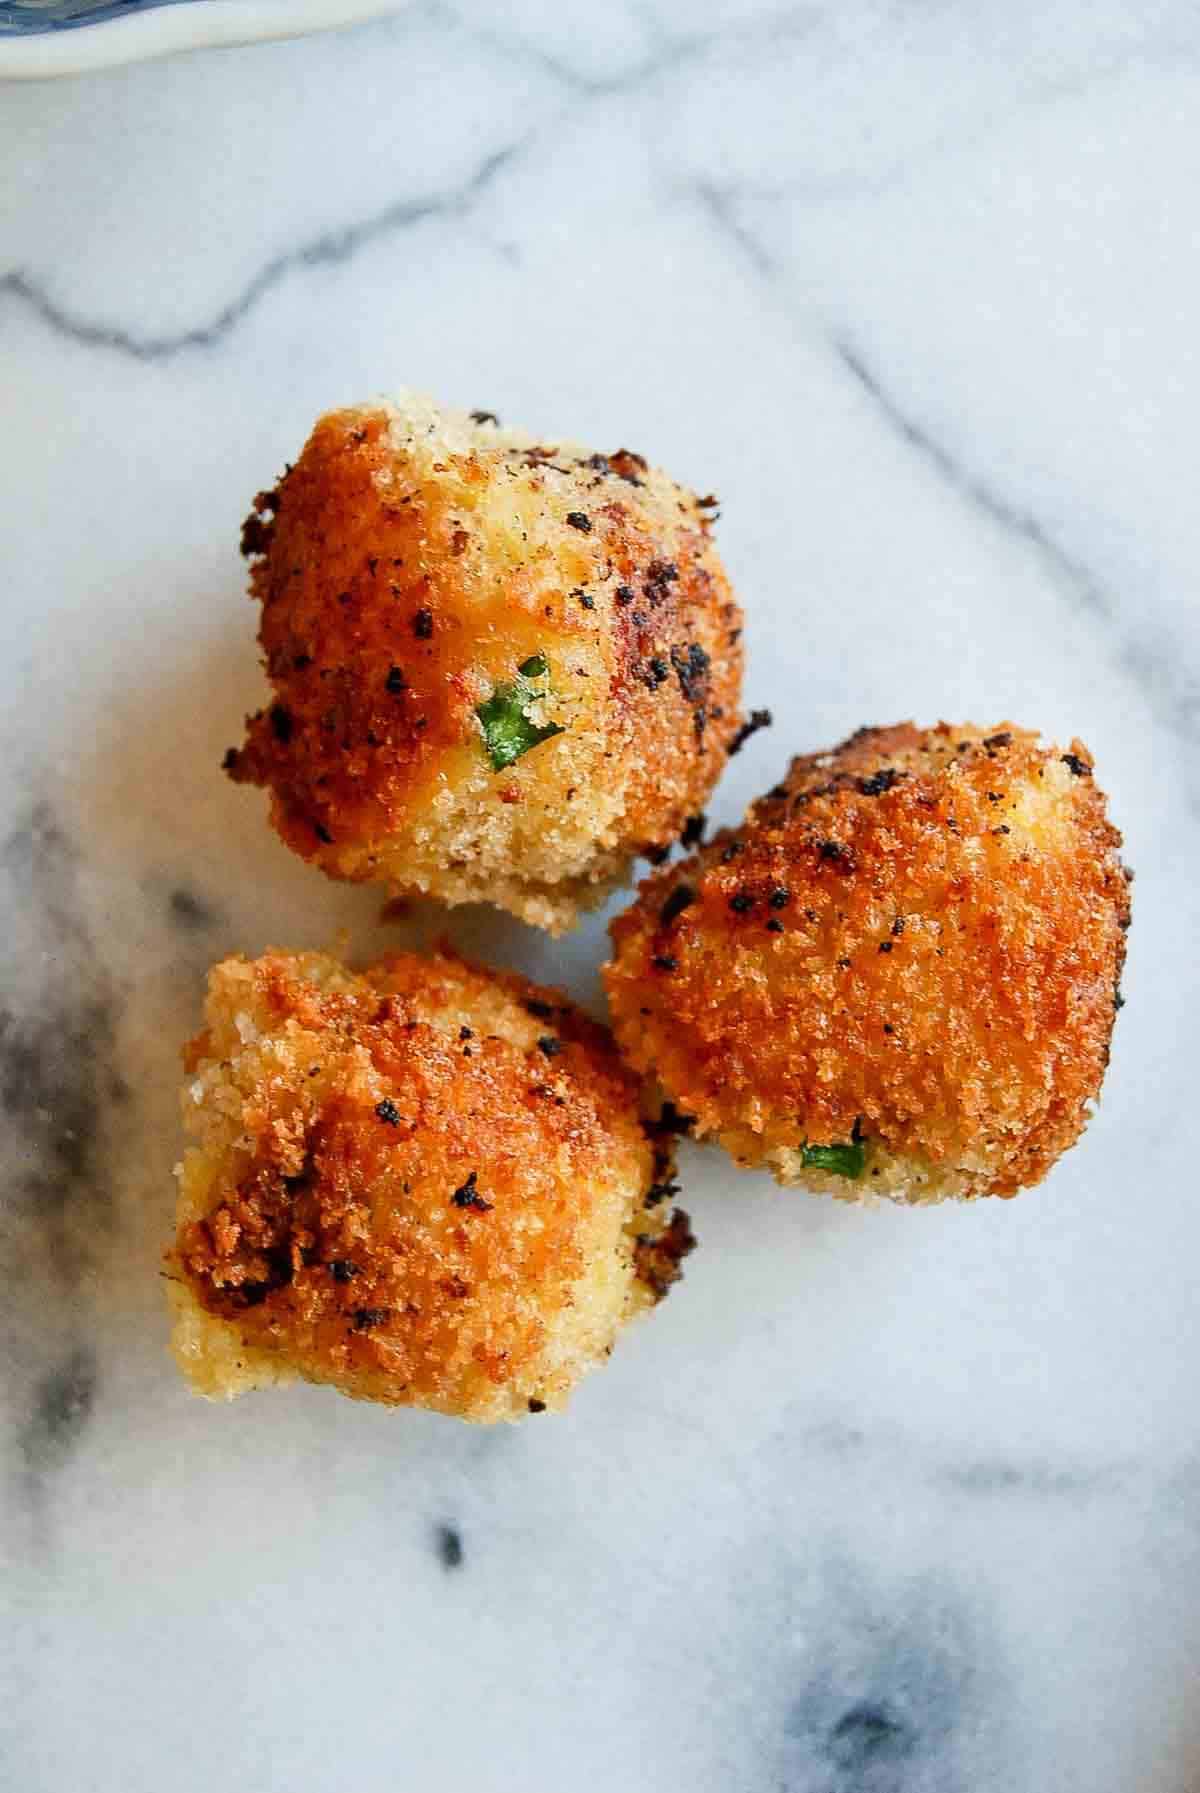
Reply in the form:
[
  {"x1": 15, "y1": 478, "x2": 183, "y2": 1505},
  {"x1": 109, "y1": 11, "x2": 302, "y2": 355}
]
[
  {"x1": 800, "y1": 1139, "x2": 866, "y2": 1180},
  {"x1": 475, "y1": 654, "x2": 564, "y2": 771}
]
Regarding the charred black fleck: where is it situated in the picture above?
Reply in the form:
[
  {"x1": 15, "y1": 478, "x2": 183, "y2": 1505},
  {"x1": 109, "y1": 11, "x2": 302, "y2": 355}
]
[
  {"x1": 660, "y1": 884, "x2": 697, "y2": 927},
  {"x1": 649, "y1": 1102, "x2": 696, "y2": 1139},
  {"x1": 353, "y1": 1307, "x2": 391, "y2": 1330},
  {"x1": 670, "y1": 643, "x2": 710, "y2": 703},
  {"x1": 728, "y1": 709, "x2": 773, "y2": 756},
  {"x1": 451, "y1": 1170, "x2": 493, "y2": 1212},
  {"x1": 857, "y1": 767, "x2": 901, "y2": 797}
]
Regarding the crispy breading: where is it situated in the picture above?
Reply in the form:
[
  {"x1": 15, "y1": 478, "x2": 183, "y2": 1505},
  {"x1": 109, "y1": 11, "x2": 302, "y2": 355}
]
[
  {"x1": 605, "y1": 723, "x2": 1131, "y2": 1202},
  {"x1": 168, "y1": 947, "x2": 692, "y2": 1419},
  {"x1": 226, "y1": 395, "x2": 744, "y2": 933}
]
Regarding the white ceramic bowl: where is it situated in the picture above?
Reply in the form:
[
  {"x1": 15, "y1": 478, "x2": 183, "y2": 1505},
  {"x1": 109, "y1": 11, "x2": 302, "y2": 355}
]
[{"x1": 0, "y1": 0, "x2": 403, "y2": 78}]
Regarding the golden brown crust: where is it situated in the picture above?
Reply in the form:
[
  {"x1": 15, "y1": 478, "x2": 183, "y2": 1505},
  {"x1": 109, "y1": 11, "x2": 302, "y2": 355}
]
[
  {"x1": 225, "y1": 398, "x2": 744, "y2": 931},
  {"x1": 605, "y1": 723, "x2": 1131, "y2": 1201},
  {"x1": 169, "y1": 947, "x2": 690, "y2": 1419}
]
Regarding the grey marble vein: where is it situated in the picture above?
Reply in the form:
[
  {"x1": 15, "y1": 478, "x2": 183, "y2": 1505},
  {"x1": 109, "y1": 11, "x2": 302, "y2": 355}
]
[
  {"x1": 436, "y1": 4, "x2": 712, "y2": 99},
  {"x1": 0, "y1": 802, "x2": 123, "y2": 1251},
  {"x1": 18, "y1": 1345, "x2": 97, "y2": 1487},
  {"x1": 761, "y1": 1559, "x2": 1011, "y2": 1793},
  {"x1": 939, "y1": 1459, "x2": 1125, "y2": 1499},
  {"x1": 797, "y1": 1416, "x2": 1130, "y2": 1505},
  {"x1": 0, "y1": 137, "x2": 527, "y2": 362},
  {"x1": 166, "y1": 885, "x2": 218, "y2": 932},
  {"x1": 832, "y1": 335, "x2": 1107, "y2": 615},
  {"x1": 434, "y1": 1521, "x2": 464, "y2": 1569},
  {"x1": 694, "y1": 180, "x2": 779, "y2": 278},
  {"x1": 831, "y1": 334, "x2": 1200, "y2": 762},
  {"x1": 0, "y1": 803, "x2": 120, "y2": 1525},
  {"x1": 692, "y1": 159, "x2": 1200, "y2": 766}
]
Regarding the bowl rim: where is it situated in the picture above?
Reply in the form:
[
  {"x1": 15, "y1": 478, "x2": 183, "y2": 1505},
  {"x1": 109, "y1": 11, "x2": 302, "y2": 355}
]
[{"x1": 0, "y1": 0, "x2": 403, "y2": 78}]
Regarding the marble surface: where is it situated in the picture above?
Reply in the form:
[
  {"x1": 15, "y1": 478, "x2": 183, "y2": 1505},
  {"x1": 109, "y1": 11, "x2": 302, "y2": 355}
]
[{"x1": 2, "y1": 4, "x2": 1199, "y2": 1788}]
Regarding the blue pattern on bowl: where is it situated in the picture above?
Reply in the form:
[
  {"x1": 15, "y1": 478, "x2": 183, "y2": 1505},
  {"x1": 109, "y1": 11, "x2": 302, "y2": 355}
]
[{"x1": 0, "y1": 0, "x2": 189, "y2": 32}]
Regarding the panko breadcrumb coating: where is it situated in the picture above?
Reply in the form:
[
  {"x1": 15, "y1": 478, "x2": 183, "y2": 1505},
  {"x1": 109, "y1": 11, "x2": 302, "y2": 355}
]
[
  {"x1": 605, "y1": 724, "x2": 1131, "y2": 1203},
  {"x1": 225, "y1": 394, "x2": 744, "y2": 933},
  {"x1": 168, "y1": 948, "x2": 693, "y2": 1420}
]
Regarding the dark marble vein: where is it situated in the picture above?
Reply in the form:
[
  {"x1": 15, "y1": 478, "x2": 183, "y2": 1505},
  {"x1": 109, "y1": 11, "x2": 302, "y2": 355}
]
[
  {"x1": 434, "y1": 1521, "x2": 464, "y2": 1570},
  {"x1": 168, "y1": 886, "x2": 218, "y2": 932},
  {"x1": 778, "y1": 1565, "x2": 995, "y2": 1793},
  {"x1": 0, "y1": 139, "x2": 526, "y2": 363},
  {"x1": 19, "y1": 1346, "x2": 97, "y2": 1482},
  {"x1": 825, "y1": 1703, "x2": 919, "y2": 1779},
  {"x1": 435, "y1": 0, "x2": 711, "y2": 99},
  {"x1": 694, "y1": 180, "x2": 779, "y2": 278},
  {"x1": 831, "y1": 333, "x2": 1200, "y2": 761},
  {"x1": 456, "y1": 0, "x2": 1194, "y2": 215},
  {"x1": 941, "y1": 1460, "x2": 1124, "y2": 1499},
  {"x1": 792, "y1": 1413, "x2": 1129, "y2": 1507},
  {"x1": 0, "y1": 803, "x2": 124, "y2": 1244},
  {"x1": 700, "y1": 162, "x2": 1200, "y2": 768},
  {"x1": 1, "y1": 802, "x2": 121, "y2": 1518},
  {"x1": 832, "y1": 335, "x2": 1107, "y2": 614}
]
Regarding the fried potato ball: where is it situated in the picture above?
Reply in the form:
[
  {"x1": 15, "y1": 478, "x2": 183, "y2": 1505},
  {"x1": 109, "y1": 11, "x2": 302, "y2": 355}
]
[
  {"x1": 605, "y1": 723, "x2": 1131, "y2": 1203},
  {"x1": 168, "y1": 947, "x2": 694, "y2": 1421},
  {"x1": 225, "y1": 394, "x2": 744, "y2": 933}
]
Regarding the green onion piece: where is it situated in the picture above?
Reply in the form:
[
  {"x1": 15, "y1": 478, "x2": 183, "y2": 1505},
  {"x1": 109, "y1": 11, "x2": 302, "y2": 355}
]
[
  {"x1": 800, "y1": 1139, "x2": 866, "y2": 1180},
  {"x1": 475, "y1": 656, "x2": 564, "y2": 771}
]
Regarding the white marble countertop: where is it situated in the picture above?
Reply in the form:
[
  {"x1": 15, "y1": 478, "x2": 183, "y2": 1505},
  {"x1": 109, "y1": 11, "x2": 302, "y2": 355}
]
[{"x1": 3, "y1": 6, "x2": 1198, "y2": 1789}]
